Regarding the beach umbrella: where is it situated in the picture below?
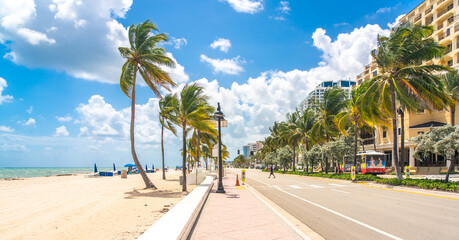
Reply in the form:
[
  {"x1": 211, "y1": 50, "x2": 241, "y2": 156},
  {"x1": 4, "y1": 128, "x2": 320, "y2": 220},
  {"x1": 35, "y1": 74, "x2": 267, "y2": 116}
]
[
  {"x1": 94, "y1": 163, "x2": 98, "y2": 173},
  {"x1": 113, "y1": 163, "x2": 116, "y2": 171},
  {"x1": 124, "y1": 163, "x2": 136, "y2": 167},
  {"x1": 152, "y1": 164, "x2": 155, "y2": 170},
  {"x1": 145, "y1": 164, "x2": 148, "y2": 170}
]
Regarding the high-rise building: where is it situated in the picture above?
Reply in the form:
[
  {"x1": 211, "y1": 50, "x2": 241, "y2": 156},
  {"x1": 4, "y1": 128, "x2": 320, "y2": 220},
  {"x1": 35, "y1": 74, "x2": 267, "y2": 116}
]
[
  {"x1": 299, "y1": 80, "x2": 356, "y2": 111},
  {"x1": 242, "y1": 143, "x2": 257, "y2": 159},
  {"x1": 355, "y1": 0, "x2": 459, "y2": 171}
]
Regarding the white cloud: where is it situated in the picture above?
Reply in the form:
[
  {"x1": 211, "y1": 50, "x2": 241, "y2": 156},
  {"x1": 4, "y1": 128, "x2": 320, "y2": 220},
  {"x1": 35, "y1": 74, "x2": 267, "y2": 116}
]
[
  {"x1": 56, "y1": 115, "x2": 73, "y2": 122},
  {"x1": 26, "y1": 106, "x2": 33, "y2": 114},
  {"x1": 210, "y1": 38, "x2": 231, "y2": 53},
  {"x1": 0, "y1": 0, "x2": 135, "y2": 84},
  {"x1": 24, "y1": 118, "x2": 36, "y2": 126},
  {"x1": 17, "y1": 28, "x2": 56, "y2": 45},
  {"x1": 54, "y1": 126, "x2": 69, "y2": 137},
  {"x1": 220, "y1": 0, "x2": 264, "y2": 14},
  {"x1": 0, "y1": 143, "x2": 27, "y2": 152},
  {"x1": 171, "y1": 37, "x2": 187, "y2": 49},
  {"x1": 76, "y1": 95, "x2": 170, "y2": 144},
  {"x1": 0, "y1": 77, "x2": 13, "y2": 104},
  {"x1": 388, "y1": 14, "x2": 406, "y2": 29},
  {"x1": 278, "y1": 1, "x2": 290, "y2": 14},
  {"x1": 376, "y1": 7, "x2": 391, "y2": 14},
  {"x1": 163, "y1": 53, "x2": 189, "y2": 84},
  {"x1": 0, "y1": 126, "x2": 14, "y2": 133},
  {"x1": 200, "y1": 55, "x2": 245, "y2": 75}
]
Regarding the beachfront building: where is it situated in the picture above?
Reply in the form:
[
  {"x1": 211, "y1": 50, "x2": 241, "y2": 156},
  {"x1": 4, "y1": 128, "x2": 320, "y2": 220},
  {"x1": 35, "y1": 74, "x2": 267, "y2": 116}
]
[
  {"x1": 356, "y1": 0, "x2": 459, "y2": 173},
  {"x1": 299, "y1": 80, "x2": 356, "y2": 111},
  {"x1": 242, "y1": 143, "x2": 257, "y2": 159}
]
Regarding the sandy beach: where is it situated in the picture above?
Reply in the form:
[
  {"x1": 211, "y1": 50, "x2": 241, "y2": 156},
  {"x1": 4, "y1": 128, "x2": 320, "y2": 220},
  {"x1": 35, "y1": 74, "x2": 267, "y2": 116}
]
[{"x1": 0, "y1": 170, "x2": 195, "y2": 240}]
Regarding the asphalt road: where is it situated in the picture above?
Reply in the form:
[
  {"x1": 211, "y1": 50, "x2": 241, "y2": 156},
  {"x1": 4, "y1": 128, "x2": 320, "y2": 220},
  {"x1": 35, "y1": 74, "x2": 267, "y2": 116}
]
[{"x1": 231, "y1": 169, "x2": 459, "y2": 240}]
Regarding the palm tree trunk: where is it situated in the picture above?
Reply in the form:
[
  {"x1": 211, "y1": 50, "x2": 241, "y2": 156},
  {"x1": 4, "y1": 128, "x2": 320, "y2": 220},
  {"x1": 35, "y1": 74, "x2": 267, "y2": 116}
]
[
  {"x1": 400, "y1": 108, "x2": 406, "y2": 172},
  {"x1": 354, "y1": 121, "x2": 358, "y2": 168},
  {"x1": 325, "y1": 133, "x2": 329, "y2": 174},
  {"x1": 452, "y1": 104, "x2": 456, "y2": 126},
  {"x1": 391, "y1": 89, "x2": 402, "y2": 180},
  {"x1": 196, "y1": 133, "x2": 200, "y2": 169},
  {"x1": 161, "y1": 125, "x2": 166, "y2": 180},
  {"x1": 131, "y1": 74, "x2": 155, "y2": 189},
  {"x1": 373, "y1": 126, "x2": 377, "y2": 151},
  {"x1": 292, "y1": 146, "x2": 296, "y2": 172},
  {"x1": 182, "y1": 123, "x2": 187, "y2": 192}
]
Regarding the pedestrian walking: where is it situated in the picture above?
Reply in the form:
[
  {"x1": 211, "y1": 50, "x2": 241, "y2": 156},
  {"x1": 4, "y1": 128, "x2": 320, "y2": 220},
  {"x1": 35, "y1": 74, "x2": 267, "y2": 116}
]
[{"x1": 268, "y1": 165, "x2": 276, "y2": 178}]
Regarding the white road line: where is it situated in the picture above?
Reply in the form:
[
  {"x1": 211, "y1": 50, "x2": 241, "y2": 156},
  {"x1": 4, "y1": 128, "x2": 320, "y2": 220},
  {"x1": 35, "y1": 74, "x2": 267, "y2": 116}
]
[
  {"x1": 330, "y1": 189, "x2": 349, "y2": 194},
  {"x1": 289, "y1": 185, "x2": 302, "y2": 189},
  {"x1": 308, "y1": 184, "x2": 324, "y2": 188},
  {"x1": 251, "y1": 178, "x2": 403, "y2": 240},
  {"x1": 328, "y1": 183, "x2": 345, "y2": 187}
]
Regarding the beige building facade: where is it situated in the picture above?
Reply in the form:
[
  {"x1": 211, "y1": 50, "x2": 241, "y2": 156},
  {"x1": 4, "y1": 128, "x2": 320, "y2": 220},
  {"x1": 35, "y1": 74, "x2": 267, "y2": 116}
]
[{"x1": 356, "y1": 0, "x2": 459, "y2": 170}]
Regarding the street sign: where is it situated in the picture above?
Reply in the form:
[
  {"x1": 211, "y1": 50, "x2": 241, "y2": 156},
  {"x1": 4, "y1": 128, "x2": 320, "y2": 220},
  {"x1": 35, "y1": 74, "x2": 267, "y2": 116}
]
[
  {"x1": 351, "y1": 166, "x2": 356, "y2": 180},
  {"x1": 405, "y1": 166, "x2": 410, "y2": 179},
  {"x1": 241, "y1": 169, "x2": 246, "y2": 183}
]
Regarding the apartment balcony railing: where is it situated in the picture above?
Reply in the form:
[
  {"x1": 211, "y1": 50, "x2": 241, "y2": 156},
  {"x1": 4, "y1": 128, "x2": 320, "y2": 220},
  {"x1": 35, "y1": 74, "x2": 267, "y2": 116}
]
[
  {"x1": 447, "y1": 16, "x2": 454, "y2": 25},
  {"x1": 414, "y1": 14, "x2": 422, "y2": 22},
  {"x1": 437, "y1": 0, "x2": 446, "y2": 6},
  {"x1": 437, "y1": 23, "x2": 444, "y2": 30},
  {"x1": 425, "y1": 6, "x2": 433, "y2": 15},
  {"x1": 437, "y1": 4, "x2": 453, "y2": 18},
  {"x1": 455, "y1": 24, "x2": 459, "y2": 32},
  {"x1": 439, "y1": 33, "x2": 446, "y2": 41},
  {"x1": 426, "y1": 17, "x2": 434, "y2": 25}
]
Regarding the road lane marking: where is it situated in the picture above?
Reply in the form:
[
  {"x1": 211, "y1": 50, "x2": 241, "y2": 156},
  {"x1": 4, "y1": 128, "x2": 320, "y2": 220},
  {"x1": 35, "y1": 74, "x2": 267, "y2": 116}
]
[
  {"x1": 289, "y1": 185, "x2": 302, "y2": 189},
  {"x1": 328, "y1": 183, "x2": 345, "y2": 187},
  {"x1": 251, "y1": 178, "x2": 403, "y2": 240},
  {"x1": 308, "y1": 184, "x2": 324, "y2": 188},
  {"x1": 362, "y1": 185, "x2": 459, "y2": 201},
  {"x1": 330, "y1": 189, "x2": 349, "y2": 194}
]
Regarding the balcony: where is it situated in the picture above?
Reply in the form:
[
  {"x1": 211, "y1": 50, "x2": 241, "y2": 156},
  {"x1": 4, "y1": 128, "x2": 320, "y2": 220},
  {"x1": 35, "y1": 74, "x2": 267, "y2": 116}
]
[
  {"x1": 437, "y1": 4, "x2": 454, "y2": 18},
  {"x1": 426, "y1": 16, "x2": 434, "y2": 25},
  {"x1": 447, "y1": 16, "x2": 454, "y2": 25},
  {"x1": 425, "y1": 6, "x2": 433, "y2": 15},
  {"x1": 437, "y1": 23, "x2": 444, "y2": 30},
  {"x1": 438, "y1": 34, "x2": 445, "y2": 41},
  {"x1": 455, "y1": 24, "x2": 459, "y2": 32},
  {"x1": 414, "y1": 14, "x2": 422, "y2": 22},
  {"x1": 437, "y1": 0, "x2": 446, "y2": 6}
]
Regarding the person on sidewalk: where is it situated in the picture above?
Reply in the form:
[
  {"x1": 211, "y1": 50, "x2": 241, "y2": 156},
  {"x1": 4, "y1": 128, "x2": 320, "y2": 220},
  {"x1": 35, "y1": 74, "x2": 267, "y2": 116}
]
[{"x1": 268, "y1": 165, "x2": 276, "y2": 178}]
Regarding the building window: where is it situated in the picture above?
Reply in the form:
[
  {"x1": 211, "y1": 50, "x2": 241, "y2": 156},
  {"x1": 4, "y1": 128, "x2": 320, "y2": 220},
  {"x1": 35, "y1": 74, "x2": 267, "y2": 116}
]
[
  {"x1": 398, "y1": 128, "x2": 401, "y2": 135},
  {"x1": 418, "y1": 109, "x2": 425, "y2": 114},
  {"x1": 383, "y1": 131, "x2": 387, "y2": 138},
  {"x1": 447, "y1": 59, "x2": 453, "y2": 67},
  {"x1": 418, "y1": 131, "x2": 424, "y2": 135},
  {"x1": 372, "y1": 70, "x2": 378, "y2": 76}
]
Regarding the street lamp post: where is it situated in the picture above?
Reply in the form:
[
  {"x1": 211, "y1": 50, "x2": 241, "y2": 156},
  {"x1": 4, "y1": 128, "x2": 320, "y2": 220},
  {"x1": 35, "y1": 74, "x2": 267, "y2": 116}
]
[{"x1": 214, "y1": 102, "x2": 226, "y2": 193}]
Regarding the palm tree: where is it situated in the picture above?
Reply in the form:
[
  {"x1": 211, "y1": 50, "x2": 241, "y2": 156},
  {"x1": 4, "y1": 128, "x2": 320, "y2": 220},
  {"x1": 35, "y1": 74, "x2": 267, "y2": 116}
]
[
  {"x1": 284, "y1": 112, "x2": 301, "y2": 171},
  {"x1": 336, "y1": 84, "x2": 389, "y2": 168},
  {"x1": 289, "y1": 109, "x2": 316, "y2": 172},
  {"x1": 311, "y1": 87, "x2": 348, "y2": 173},
  {"x1": 366, "y1": 24, "x2": 450, "y2": 179},
  {"x1": 190, "y1": 129, "x2": 217, "y2": 170},
  {"x1": 159, "y1": 94, "x2": 178, "y2": 180},
  {"x1": 118, "y1": 20, "x2": 176, "y2": 189},
  {"x1": 442, "y1": 70, "x2": 459, "y2": 126},
  {"x1": 172, "y1": 84, "x2": 216, "y2": 191}
]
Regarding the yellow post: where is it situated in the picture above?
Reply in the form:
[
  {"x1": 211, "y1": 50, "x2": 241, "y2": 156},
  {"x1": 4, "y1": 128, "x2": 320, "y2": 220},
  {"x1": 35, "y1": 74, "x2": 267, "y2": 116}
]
[
  {"x1": 405, "y1": 166, "x2": 410, "y2": 179},
  {"x1": 241, "y1": 169, "x2": 246, "y2": 185},
  {"x1": 351, "y1": 166, "x2": 356, "y2": 181}
]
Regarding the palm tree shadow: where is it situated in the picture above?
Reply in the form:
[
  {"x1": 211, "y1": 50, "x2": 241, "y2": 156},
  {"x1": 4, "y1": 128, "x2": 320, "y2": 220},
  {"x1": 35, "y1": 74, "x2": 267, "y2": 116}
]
[{"x1": 124, "y1": 189, "x2": 184, "y2": 199}]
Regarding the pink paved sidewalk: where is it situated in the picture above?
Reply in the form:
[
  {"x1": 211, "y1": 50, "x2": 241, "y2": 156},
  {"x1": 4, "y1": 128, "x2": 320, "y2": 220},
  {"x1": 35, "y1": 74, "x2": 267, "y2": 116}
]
[{"x1": 191, "y1": 174, "x2": 302, "y2": 240}]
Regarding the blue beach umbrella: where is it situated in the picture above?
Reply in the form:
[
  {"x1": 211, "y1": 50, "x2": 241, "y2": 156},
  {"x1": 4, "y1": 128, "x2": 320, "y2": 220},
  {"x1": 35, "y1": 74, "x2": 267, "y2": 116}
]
[
  {"x1": 124, "y1": 163, "x2": 136, "y2": 167},
  {"x1": 152, "y1": 164, "x2": 155, "y2": 170},
  {"x1": 113, "y1": 163, "x2": 116, "y2": 171},
  {"x1": 94, "y1": 163, "x2": 98, "y2": 173},
  {"x1": 145, "y1": 164, "x2": 148, "y2": 170}
]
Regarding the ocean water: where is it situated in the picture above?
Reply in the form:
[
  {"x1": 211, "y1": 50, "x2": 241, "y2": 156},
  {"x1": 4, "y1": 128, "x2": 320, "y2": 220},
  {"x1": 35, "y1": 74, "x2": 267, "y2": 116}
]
[{"x1": 0, "y1": 167, "x2": 115, "y2": 179}]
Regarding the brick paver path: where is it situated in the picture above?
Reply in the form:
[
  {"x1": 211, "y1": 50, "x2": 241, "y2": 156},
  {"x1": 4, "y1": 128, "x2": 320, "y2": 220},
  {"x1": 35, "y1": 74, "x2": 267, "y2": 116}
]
[{"x1": 191, "y1": 173, "x2": 302, "y2": 240}]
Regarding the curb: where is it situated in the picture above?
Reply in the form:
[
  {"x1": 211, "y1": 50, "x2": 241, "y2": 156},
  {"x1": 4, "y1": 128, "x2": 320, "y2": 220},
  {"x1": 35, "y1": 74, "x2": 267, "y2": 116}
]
[{"x1": 137, "y1": 176, "x2": 214, "y2": 240}]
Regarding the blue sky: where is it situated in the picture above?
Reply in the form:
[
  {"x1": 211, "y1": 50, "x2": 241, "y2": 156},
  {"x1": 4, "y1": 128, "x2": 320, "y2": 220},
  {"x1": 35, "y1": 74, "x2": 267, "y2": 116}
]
[{"x1": 0, "y1": 0, "x2": 419, "y2": 167}]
